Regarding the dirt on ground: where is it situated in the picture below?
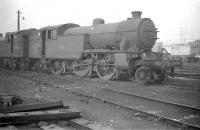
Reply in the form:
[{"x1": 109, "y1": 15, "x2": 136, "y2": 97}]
[{"x1": 0, "y1": 70, "x2": 200, "y2": 130}]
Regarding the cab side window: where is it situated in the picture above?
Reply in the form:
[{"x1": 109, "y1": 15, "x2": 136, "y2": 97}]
[
  {"x1": 47, "y1": 30, "x2": 51, "y2": 39},
  {"x1": 52, "y1": 30, "x2": 57, "y2": 39},
  {"x1": 6, "y1": 34, "x2": 10, "y2": 43},
  {"x1": 40, "y1": 29, "x2": 57, "y2": 40},
  {"x1": 37, "y1": 32, "x2": 41, "y2": 37}
]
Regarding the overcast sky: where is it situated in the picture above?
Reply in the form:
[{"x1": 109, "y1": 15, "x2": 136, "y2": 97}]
[{"x1": 0, "y1": 0, "x2": 200, "y2": 44}]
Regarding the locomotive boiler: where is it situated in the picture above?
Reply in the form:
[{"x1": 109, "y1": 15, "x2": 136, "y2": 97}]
[
  {"x1": 65, "y1": 11, "x2": 157, "y2": 52},
  {"x1": 0, "y1": 11, "x2": 176, "y2": 83}
]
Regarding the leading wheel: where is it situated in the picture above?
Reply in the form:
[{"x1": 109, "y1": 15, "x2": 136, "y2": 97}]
[
  {"x1": 73, "y1": 59, "x2": 92, "y2": 77},
  {"x1": 156, "y1": 69, "x2": 169, "y2": 83},
  {"x1": 135, "y1": 66, "x2": 152, "y2": 84},
  {"x1": 51, "y1": 61, "x2": 65, "y2": 75},
  {"x1": 96, "y1": 57, "x2": 117, "y2": 80}
]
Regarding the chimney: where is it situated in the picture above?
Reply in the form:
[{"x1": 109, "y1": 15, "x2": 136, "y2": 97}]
[
  {"x1": 93, "y1": 18, "x2": 105, "y2": 26},
  {"x1": 131, "y1": 11, "x2": 142, "y2": 19}
]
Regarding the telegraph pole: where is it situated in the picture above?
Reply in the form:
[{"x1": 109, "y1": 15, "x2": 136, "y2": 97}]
[{"x1": 16, "y1": 10, "x2": 22, "y2": 31}]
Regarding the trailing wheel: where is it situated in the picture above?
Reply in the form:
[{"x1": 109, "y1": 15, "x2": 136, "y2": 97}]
[
  {"x1": 96, "y1": 57, "x2": 117, "y2": 80},
  {"x1": 19, "y1": 61, "x2": 29, "y2": 71},
  {"x1": 135, "y1": 66, "x2": 152, "y2": 84},
  {"x1": 73, "y1": 59, "x2": 92, "y2": 77},
  {"x1": 156, "y1": 69, "x2": 169, "y2": 83},
  {"x1": 51, "y1": 61, "x2": 65, "y2": 75}
]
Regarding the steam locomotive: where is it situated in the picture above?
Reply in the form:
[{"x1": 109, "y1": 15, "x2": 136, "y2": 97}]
[{"x1": 0, "y1": 11, "x2": 177, "y2": 83}]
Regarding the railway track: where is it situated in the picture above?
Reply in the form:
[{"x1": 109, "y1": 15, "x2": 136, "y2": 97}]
[
  {"x1": 164, "y1": 82, "x2": 200, "y2": 91},
  {"x1": 2, "y1": 69, "x2": 200, "y2": 129},
  {"x1": 166, "y1": 82, "x2": 200, "y2": 88},
  {"x1": 174, "y1": 68, "x2": 200, "y2": 79},
  {"x1": 2, "y1": 68, "x2": 200, "y2": 92},
  {"x1": 174, "y1": 73, "x2": 200, "y2": 79},
  {"x1": 66, "y1": 86, "x2": 200, "y2": 129},
  {"x1": 78, "y1": 94, "x2": 199, "y2": 129}
]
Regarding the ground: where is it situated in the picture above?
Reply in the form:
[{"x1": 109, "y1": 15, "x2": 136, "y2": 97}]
[{"x1": 0, "y1": 69, "x2": 200, "y2": 130}]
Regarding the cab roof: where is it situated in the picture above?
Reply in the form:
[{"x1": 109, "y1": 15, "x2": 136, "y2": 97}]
[{"x1": 39, "y1": 23, "x2": 79, "y2": 36}]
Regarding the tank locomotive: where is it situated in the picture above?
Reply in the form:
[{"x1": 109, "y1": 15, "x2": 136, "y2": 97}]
[{"x1": 0, "y1": 11, "x2": 175, "y2": 83}]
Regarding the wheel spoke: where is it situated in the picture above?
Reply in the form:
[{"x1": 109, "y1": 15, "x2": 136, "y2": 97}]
[
  {"x1": 135, "y1": 66, "x2": 151, "y2": 84},
  {"x1": 96, "y1": 55, "x2": 116, "y2": 80}
]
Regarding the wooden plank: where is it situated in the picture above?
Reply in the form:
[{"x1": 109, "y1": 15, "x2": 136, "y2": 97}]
[
  {"x1": 40, "y1": 124, "x2": 66, "y2": 130},
  {"x1": 69, "y1": 119, "x2": 94, "y2": 130},
  {"x1": 0, "y1": 125, "x2": 19, "y2": 130},
  {"x1": 69, "y1": 119, "x2": 115, "y2": 130},
  {"x1": 0, "y1": 109, "x2": 80, "y2": 126},
  {"x1": 0, "y1": 101, "x2": 66, "y2": 114}
]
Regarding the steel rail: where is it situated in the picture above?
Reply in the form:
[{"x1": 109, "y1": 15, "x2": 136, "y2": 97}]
[
  {"x1": 97, "y1": 86, "x2": 200, "y2": 110},
  {"x1": 66, "y1": 88, "x2": 200, "y2": 129}
]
